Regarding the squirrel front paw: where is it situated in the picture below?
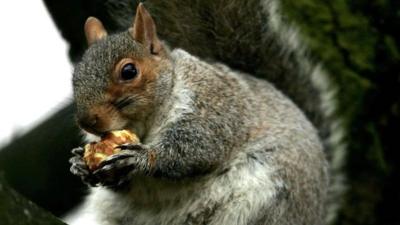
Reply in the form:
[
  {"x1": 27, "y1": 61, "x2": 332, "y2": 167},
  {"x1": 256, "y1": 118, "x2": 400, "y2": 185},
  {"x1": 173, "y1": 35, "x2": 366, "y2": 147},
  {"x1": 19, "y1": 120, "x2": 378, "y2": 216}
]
[
  {"x1": 91, "y1": 144, "x2": 154, "y2": 188},
  {"x1": 69, "y1": 147, "x2": 99, "y2": 186},
  {"x1": 70, "y1": 144, "x2": 155, "y2": 188}
]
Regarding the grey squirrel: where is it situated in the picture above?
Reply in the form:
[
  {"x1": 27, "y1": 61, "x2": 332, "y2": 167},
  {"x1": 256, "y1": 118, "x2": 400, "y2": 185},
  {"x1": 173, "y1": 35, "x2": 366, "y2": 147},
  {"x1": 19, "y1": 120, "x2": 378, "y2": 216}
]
[{"x1": 68, "y1": 1, "x2": 345, "y2": 225}]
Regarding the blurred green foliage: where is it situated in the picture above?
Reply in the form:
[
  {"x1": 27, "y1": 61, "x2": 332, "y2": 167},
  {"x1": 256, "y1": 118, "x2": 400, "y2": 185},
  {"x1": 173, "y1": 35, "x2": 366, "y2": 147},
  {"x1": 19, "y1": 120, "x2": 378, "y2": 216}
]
[{"x1": 281, "y1": 0, "x2": 400, "y2": 224}]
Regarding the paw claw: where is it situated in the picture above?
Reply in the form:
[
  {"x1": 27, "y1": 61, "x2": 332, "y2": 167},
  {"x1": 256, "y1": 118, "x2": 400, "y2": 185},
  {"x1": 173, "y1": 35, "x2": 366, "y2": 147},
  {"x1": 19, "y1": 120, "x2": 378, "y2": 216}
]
[
  {"x1": 69, "y1": 154, "x2": 98, "y2": 186},
  {"x1": 72, "y1": 147, "x2": 85, "y2": 156},
  {"x1": 91, "y1": 152, "x2": 141, "y2": 187},
  {"x1": 98, "y1": 153, "x2": 132, "y2": 168},
  {"x1": 117, "y1": 144, "x2": 144, "y2": 151},
  {"x1": 69, "y1": 155, "x2": 86, "y2": 165},
  {"x1": 93, "y1": 163, "x2": 134, "y2": 187},
  {"x1": 70, "y1": 163, "x2": 89, "y2": 176}
]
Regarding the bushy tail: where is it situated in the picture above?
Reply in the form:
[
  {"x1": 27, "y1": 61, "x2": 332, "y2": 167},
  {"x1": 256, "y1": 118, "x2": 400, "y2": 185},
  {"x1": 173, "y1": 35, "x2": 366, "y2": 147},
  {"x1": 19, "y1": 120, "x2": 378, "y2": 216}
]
[{"x1": 106, "y1": 0, "x2": 346, "y2": 223}]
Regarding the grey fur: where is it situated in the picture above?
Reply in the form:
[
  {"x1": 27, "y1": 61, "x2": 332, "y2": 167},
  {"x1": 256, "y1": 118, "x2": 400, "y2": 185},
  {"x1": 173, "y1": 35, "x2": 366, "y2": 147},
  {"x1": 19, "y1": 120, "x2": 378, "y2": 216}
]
[
  {"x1": 70, "y1": 46, "x2": 328, "y2": 225},
  {"x1": 104, "y1": 2, "x2": 346, "y2": 221}
]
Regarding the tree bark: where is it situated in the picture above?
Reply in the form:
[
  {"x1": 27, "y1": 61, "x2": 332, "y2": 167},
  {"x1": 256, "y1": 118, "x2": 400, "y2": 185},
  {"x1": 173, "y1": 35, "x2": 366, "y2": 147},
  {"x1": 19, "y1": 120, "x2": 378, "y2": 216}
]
[{"x1": 0, "y1": 175, "x2": 66, "y2": 225}]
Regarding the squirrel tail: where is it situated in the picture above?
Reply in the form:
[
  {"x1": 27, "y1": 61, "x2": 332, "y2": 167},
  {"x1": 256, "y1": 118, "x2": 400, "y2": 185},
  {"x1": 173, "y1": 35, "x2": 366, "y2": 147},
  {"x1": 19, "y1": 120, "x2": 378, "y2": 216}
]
[{"x1": 107, "y1": 0, "x2": 347, "y2": 223}]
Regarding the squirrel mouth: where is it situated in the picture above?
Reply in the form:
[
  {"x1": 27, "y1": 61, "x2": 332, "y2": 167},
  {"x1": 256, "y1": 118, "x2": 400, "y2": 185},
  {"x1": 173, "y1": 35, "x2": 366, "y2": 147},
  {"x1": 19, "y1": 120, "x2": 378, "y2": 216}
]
[{"x1": 80, "y1": 126, "x2": 108, "y2": 137}]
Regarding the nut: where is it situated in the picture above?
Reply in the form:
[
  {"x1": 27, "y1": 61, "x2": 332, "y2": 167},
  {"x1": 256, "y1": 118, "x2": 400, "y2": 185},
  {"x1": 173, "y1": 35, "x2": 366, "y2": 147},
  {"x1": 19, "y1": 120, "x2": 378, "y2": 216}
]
[{"x1": 83, "y1": 130, "x2": 139, "y2": 170}]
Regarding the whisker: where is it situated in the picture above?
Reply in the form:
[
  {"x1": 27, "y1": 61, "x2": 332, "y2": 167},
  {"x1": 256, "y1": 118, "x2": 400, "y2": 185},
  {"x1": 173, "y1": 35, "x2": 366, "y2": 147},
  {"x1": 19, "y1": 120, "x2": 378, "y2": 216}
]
[{"x1": 113, "y1": 96, "x2": 134, "y2": 109}]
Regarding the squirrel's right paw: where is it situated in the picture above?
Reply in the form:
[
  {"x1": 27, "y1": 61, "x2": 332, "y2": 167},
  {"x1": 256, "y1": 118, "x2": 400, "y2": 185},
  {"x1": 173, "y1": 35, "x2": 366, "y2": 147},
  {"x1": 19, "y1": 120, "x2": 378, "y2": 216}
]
[{"x1": 69, "y1": 147, "x2": 98, "y2": 186}]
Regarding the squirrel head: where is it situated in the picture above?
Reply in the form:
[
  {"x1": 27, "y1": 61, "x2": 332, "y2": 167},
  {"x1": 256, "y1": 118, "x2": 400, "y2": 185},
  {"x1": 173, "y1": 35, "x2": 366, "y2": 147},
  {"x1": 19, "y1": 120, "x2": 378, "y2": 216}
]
[{"x1": 73, "y1": 3, "x2": 172, "y2": 136}]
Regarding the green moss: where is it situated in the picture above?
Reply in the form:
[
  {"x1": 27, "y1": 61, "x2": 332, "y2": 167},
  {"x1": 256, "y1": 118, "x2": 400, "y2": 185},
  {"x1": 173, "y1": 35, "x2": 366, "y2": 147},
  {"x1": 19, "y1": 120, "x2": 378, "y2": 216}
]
[{"x1": 281, "y1": 0, "x2": 398, "y2": 224}]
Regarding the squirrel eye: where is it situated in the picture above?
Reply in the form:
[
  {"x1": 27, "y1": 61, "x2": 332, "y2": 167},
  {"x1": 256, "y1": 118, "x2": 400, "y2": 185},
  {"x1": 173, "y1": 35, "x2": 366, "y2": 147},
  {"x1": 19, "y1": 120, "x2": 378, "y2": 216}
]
[{"x1": 120, "y1": 63, "x2": 138, "y2": 81}]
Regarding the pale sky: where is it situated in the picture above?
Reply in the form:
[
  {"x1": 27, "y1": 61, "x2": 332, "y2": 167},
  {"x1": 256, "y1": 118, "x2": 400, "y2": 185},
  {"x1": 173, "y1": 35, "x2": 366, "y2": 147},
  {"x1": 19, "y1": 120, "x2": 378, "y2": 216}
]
[{"x1": 0, "y1": 0, "x2": 72, "y2": 147}]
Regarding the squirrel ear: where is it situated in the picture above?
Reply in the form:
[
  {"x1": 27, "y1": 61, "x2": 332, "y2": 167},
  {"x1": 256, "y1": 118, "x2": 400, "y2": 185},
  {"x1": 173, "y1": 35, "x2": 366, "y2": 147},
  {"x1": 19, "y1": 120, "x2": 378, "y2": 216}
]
[
  {"x1": 130, "y1": 3, "x2": 162, "y2": 55},
  {"x1": 84, "y1": 17, "x2": 108, "y2": 46}
]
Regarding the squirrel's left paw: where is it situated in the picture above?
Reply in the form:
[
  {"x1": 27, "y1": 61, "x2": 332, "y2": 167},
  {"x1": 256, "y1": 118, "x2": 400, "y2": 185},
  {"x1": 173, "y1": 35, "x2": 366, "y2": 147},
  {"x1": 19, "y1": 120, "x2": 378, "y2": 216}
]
[
  {"x1": 92, "y1": 144, "x2": 155, "y2": 188},
  {"x1": 69, "y1": 147, "x2": 98, "y2": 186}
]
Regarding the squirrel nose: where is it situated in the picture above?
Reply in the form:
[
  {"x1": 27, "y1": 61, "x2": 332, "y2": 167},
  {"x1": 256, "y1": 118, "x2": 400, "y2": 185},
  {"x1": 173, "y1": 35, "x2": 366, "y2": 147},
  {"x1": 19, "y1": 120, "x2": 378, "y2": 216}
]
[{"x1": 78, "y1": 114, "x2": 99, "y2": 134}]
